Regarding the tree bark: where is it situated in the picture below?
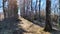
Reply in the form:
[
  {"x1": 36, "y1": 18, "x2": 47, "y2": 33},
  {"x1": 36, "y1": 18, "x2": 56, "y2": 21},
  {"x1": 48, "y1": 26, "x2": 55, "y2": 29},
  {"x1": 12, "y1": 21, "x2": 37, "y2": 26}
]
[
  {"x1": 30, "y1": 0, "x2": 34, "y2": 21},
  {"x1": 44, "y1": 0, "x2": 52, "y2": 32},
  {"x1": 8, "y1": 0, "x2": 18, "y2": 20},
  {"x1": 59, "y1": 0, "x2": 60, "y2": 26},
  {"x1": 39, "y1": 0, "x2": 41, "y2": 20},
  {"x1": 35, "y1": 0, "x2": 38, "y2": 20},
  {"x1": 3, "y1": 0, "x2": 6, "y2": 19},
  {"x1": 23, "y1": 0, "x2": 25, "y2": 18},
  {"x1": 26, "y1": 0, "x2": 30, "y2": 19}
]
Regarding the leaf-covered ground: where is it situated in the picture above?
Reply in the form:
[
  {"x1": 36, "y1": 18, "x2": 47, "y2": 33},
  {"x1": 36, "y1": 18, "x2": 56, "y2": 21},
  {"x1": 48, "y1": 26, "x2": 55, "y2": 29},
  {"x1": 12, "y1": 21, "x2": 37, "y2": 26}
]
[{"x1": 0, "y1": 16, "x2": 60, "y2": 34}]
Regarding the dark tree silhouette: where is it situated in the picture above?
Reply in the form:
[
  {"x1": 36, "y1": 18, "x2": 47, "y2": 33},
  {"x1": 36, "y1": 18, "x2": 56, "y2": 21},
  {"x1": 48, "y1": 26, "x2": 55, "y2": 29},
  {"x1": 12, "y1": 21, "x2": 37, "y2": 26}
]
[
  {"x1": 44, "y1": 0, "x2": 52, "y2": 32},
  {"x1": 26, "y1": 0, "x2": 30, "y2": 19},
  {"x1": 39, "y1": 0, "x2": 41, "y2": 20},
  {"x1": 25, "y1": 0, "x2": 28, "y2": 18},
  {"x1": 3, "y1": 0, "x2": 6, "y2": 19},
  {"x1": 26, "y1": 0, "x2": 29, "y2": 18},
  {"x1": 59, "y1": 0, "x2": 60, "y2": 26},
  {"x1": 35, "y1": 0, "x2": 38, "y2": 20},
  {"x1": 23, "y1": 0, "x2": 25, "y2": 18},
  {"x1": 30, "y1": 0, "x2": 34, "y2": 21}
]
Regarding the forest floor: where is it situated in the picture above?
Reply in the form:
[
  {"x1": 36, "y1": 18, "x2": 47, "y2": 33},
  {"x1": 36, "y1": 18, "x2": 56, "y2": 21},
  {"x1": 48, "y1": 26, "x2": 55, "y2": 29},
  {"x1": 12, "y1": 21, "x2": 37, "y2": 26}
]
[
  {"x1": 18, "y1": 17, "x2": 50, "y2": 34},
  {"x1": 0, "y1": 16, "x2": 60, "y2": 34}
]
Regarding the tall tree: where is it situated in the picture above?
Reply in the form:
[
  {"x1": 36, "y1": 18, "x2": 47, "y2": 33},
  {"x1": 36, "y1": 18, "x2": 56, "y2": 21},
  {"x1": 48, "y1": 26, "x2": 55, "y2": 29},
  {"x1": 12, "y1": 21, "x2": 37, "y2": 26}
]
[
  {"x1": 26, "y1": 0, "x2": 30, "y2": 19},
  {"x1": 31, "y1": 0, "x2": 34, "y2": 21},
  {"x1": 39, "y1": 0, "x2": 41, "y2": 20},
  {"x1": 59, "y1": 0, "x2": 60, "y2": 26},
  {"x1": 8, "y1": 0, "x2": 18, "y2": 20},
  {"x1": 44, "y1": 0, "x2": 52, "y2": 31},
  {"x1": 26, "y1": 0, "x2": 29, "y2": 18},
  {"x1": 3, "y1": 0, "x2": 6, "y2": 19},
  {"x1": 25, "y1": 0, "x2": 31, "y2": 19},
  {"x1": 20, "y1": 0, "x2": 25, "y2": 17},
  {"x1": 13, "y1": 0, "x2": 18, "y2": 19},
  {"x1": 24, "y1": 0, "x2": 27, "y2": 18},
  {"x1": 35, "y1": 0, "x2": 38, "y2": 20},
  {"x1": 23, "y1": 0, "x2": 25, "y2": 18}
]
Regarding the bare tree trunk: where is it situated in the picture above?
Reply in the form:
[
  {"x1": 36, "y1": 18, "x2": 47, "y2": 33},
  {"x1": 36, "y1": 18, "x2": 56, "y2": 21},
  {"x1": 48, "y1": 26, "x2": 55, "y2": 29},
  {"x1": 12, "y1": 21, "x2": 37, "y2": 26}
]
[
  {"x1": 26, "y1": 0, "x2": 28, "y2": 18},
  {"x1": 22, "y1": 0, "x2": 25, "y2": 18},
  {"x1": 38, "y1": 0, "x2": 41, "y2": 20},
  {"x1": 13, "y1": 0, "x2": 18, "y2": 20},
  {"x1": 3, "y1": 0, "x2": 6, "y2": 19},
  {"x1": 35, "y1": 0, "x2": 38, "y2": 20},
  {"x1": 8, "y1": 0, "x2": 18, "y2": 20},
  {"x1": 59, "y1": 0, "x2": 60, "y2": 26},
  {"x1": 24, "y1": 0, "x2": 26, "y2": 18},
  {"x1": 30, "y1": 0, "x2": 34, "y2": 22},
  {"x1": 26, "y1": 0, "x2": 28, "y2": 19},
  {"x1": 26, "y1": 0, "x2": 30, "y2": 20},
  {"x1": 44, "y1": 0, "x2": 52, "y2": 32}
]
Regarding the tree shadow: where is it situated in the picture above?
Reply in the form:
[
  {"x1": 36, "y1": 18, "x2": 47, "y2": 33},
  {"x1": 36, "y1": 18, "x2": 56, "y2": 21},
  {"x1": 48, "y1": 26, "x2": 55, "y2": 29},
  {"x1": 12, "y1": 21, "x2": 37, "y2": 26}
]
[
  {"x1": 0, "y1": 18, "x2": 27, "y2": 34},
  {"x1": 49, "y1": 29, "x2": 60, "y2": 34},
  {"x1": 24, "y1": 18, "x2": 60, "y2": 33}
]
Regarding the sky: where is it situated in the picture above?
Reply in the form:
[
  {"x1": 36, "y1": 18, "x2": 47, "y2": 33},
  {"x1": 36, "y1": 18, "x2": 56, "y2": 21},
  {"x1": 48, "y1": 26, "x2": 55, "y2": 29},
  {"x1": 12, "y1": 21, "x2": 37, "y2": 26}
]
[
  {"x1": 0, "y1": 0, "x2": 2, "y2": 12},
  {"x1": 0, "y1": 0, "x2": 59, "y2": 14}
]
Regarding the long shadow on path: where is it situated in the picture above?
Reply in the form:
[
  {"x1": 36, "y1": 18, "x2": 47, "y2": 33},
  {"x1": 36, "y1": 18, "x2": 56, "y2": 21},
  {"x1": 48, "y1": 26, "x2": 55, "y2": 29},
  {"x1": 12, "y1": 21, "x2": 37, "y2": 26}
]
[{"x1": 0, "y1": 18, "x2": 27, "y2": 34}]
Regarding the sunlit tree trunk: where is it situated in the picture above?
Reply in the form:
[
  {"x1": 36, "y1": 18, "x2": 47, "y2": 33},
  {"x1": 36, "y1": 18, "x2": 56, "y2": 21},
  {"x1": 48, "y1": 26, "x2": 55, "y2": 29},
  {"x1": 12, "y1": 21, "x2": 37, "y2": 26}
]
[
  {"x1": 8, "y1": 0, "x2": 18, "y2": 20},
  {"x1": 22, "y1": 0, "x2": 25, "y2": 18},
  {"x1": 44, "y1": 0, "x2": 52, "y2": 32},
  {"x1": 13, "y1": 0, "x2": 18, "y2": 20},
  {"x1": 20, "y1": 0, "x2": 25, "y2": 17},
  {"x1": 19, "y1": 0, "x2": 23, "y2": 17},
  {"x1": 14, "y1": 0, "x2": 18, "y2": 19}
]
